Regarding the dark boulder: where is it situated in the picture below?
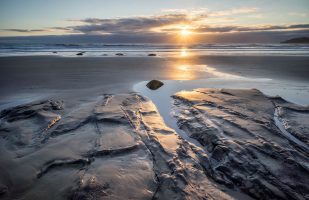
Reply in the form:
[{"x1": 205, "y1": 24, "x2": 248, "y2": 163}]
[
  {"x1": 148, "y1": 53, "x2": 157, "y2": 56},
  {"x1": 0, "y1": 184, "x2": 8, "y2": 196},
  {"x1": 115, "y1": 53, "x2": 124, "y2": 56},
  {"x1": 146, "y1": 80, "x2": 164, "y2": 90},
  {"x1": 76, "y1": 52, "x2": 84, "y2": 56}
]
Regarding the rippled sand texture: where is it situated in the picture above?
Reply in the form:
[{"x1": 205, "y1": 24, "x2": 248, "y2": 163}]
[
  {"x1": 172, "y1": 88, "x2": 309, "y2": 200},
  {"x1": 0, "y1": 93, "x2": 243, "y2": 200}
]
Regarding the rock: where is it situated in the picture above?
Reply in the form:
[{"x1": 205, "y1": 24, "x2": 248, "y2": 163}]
[
  {"x1": 0, "y1": 184, "x2": 8, "y2": 196},
  {"x1": 172, "y1": 88, "x2": 309, "y2": 200},
  {"x1": 76, "y1": 52, "x2": 84, "y2": 56},
  {"x1": 0, "y1": 93, "x2": 237, "y2": 200},
  {"x1": 148, "y1": 53, "x2": 156, "y2": 56},
  {"x1": 115, "y1": 53, "x2": 124, "y2": 56},
  {"x1": 52, "y1": 51, "x2": 57, "y2": 54},
  {"x1": 50, "y1": 100, "x2": 64, "y2": 110},
  {"x1": 146, "y1": 80, "x2": 164, "y2": 90},
  {"x1": 3, "y1": 90, "x2": 308, "y2": 200}
]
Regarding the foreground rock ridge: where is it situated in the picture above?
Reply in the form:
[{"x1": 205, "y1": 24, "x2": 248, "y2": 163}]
[
  {"x1": 172, "y1": 88, "x2": 309, "y2": 200},
  {"x1": 0, "y1": 89, "x2": 308, "y2": 200}
]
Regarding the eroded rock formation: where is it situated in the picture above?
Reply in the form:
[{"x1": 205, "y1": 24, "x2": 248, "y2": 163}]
[
  {"x1": 0, "y1": 89, "x2": 308, "y2": 200},
  {"x1": 172, "y1": 88, "x2": 309, "y2": 200},
  {"x1": 0, "y1": 94, "x2": 237, "y2": 200}
]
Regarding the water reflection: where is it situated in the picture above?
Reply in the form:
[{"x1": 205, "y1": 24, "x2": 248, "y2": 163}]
[
  {"x1": 170, "y1": 62, "x2": 214, "y2": 80},
  {"x1": 180, "y1": 48, "x2": 188, "y2": 57},
  {"x1": 171, "y1": 61, "x2": 272, "y2": 81},
  {"x1": 169, "y1": 53, "x2": 208, "y2": 80},
  {"x1": 169, "y1": 62, "x2": 199, "y2": 80},
  {"x1": 169, "y1": 50, "x2": 249, "y2": 80},
  {"x1": 192, "y1": 65, "x2": 245, "y2": 79},
  {"x1": 172, "y1": 67, "x2": 195, "y2": 80}
]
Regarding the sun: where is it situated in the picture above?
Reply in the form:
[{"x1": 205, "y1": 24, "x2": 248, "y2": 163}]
[{"x1": 180, "y1": 27, "x2": 191, "y2": 36}]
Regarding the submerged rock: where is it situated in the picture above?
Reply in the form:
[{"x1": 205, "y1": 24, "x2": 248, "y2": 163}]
[
  {"x1": 148, "y1": 53, "x2": 156, "y2": 56},
  {"x1": 146, "y1": 80, "x2": 164, "y2": 90},
  {"x1": 115, "y1": 53, "x2": 124, "y2": 56}
]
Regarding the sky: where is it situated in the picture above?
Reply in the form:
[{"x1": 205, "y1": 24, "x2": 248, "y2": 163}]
[{"x1": 0, "y1": 0, "x2": 309, "y2": 43}]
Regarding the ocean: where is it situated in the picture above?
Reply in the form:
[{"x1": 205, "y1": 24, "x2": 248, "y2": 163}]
[{"x1": 0, "y1": 43, "x2": 309, "y2": 57}]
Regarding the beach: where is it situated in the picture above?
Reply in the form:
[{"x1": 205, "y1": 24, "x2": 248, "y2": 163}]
[
  {"x1": 0, "y1": 54, "x2": 309, "y2": 199},
  {"x1": 2, "y1": 0, "x2": 309, "y2": 198},
  {"x1": 1, "y1": 55, "x2": 309, "y2": 103}
]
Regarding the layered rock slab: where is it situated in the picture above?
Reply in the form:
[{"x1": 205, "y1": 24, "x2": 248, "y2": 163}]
[
  {"x1": 172, "y1": 88, "x2": 309, "y2": 200},
  {"x1": 0, "y1": 94, "x2": 237, "y2": 200},
  {"x1": 0, "y1": 96, "x2": 154, "y2": 200}
]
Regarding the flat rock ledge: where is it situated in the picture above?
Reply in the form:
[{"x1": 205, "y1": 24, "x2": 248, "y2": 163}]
[
  {"x1": 172, "y1": 88, "x2": 309, "y2": 200},
  {"x1": 0, "y1": 89, "x2": 308, "y2": 200},
  {"x1": 0, "y1": 93, "x2": 235, "y2": 200}
]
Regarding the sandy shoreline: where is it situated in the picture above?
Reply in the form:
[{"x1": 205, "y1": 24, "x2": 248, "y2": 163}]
[
  {"x1": 1, "y1": 55, "x2": 309, "y2": 107},
  {"x1": 0, "y1": 55, "x2": 309, "y2": 199}
]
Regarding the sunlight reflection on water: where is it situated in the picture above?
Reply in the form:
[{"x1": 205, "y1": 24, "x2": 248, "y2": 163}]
[
  {"x1": 134, "y1": 64, "x2": 309, "y2": 140},
  {"x1": 175, "y1": 63, "x2": 273, "y2": 81},
  {"x1": 180, "y1": 48, "x2": 189, "y2": 57}
]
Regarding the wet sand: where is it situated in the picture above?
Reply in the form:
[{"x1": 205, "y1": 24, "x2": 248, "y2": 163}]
[
  {"x1": 1, "y1": 55, "x2": 309, "y2": 101},
  {"x1": 0, "y1": 55, "x2": 309, "y2": 199}
]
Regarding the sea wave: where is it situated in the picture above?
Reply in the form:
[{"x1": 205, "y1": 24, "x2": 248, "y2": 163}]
[{"x1": 0, "y1": 43, "x2": 308, "y2": 57}]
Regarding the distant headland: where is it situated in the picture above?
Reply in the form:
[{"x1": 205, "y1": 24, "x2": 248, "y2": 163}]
[{"x1": 281, "y1": 37, "x2": 309, "y2": 44}]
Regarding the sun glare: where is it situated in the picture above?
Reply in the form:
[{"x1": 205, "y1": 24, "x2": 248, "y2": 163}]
[
  {"x1": 180, "y1": 27, "x2": 191, "y2": 36},
  {"x1": 180, "y1": 48, "x2": 188, "y2": 57}
]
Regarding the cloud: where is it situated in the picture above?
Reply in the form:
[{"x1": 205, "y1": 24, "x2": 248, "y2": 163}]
[
  {"x1": 4, "y1": 14, "x2": 309, "y2": 36},
  {"x1": 289, "y1": 24, "x2": 309, "y2": 29},
  {"x1": 68, "y1": 14, "x2": 193, "y2": 34},
  {"x1": 52, "y1": 27, "x2": 73, "y2": 31},
  {"x1": 161, "y1": 7, "x2": 258, "y2": 17},
  {"x1": 1, "y1": 29, "x2": 308, "y2": 44},
  {"x1": 61, "y1": 7, "x2": 308, "y2": 35},
  {"x1": 197, "y1": 29, "x2": 309, "y2": 43},
  {"x1": 289, "y1": 12, "x2": 307, "y2": 17},
  {"x1": 62, "y1": 13, "x2": 309, "y2": 35},
  {"x1": 208, "y1": 7, "x2": 258, "y2": 17},
  {"x1": 2, "y1": 6, "x2": 309, "y2": 43},
  {"x1": 3, "y1": 28, "x2": 47, "y2": 33},
  {"x1": 2, "y1": 27, "x2": 78, "y2": 35},
  {"x1": 195, "y1": 24, "x2": 309, "y2": 33}
]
